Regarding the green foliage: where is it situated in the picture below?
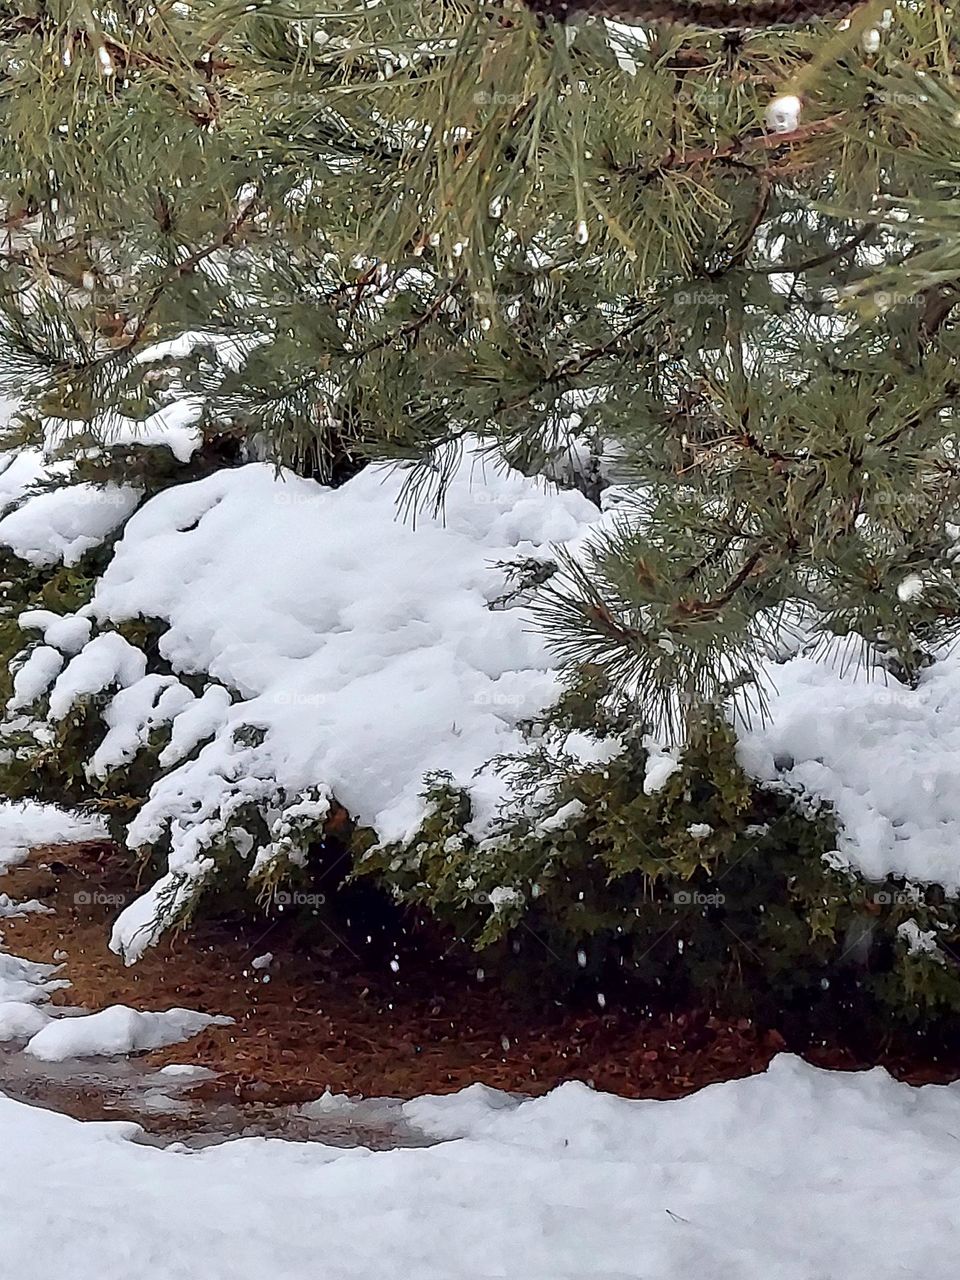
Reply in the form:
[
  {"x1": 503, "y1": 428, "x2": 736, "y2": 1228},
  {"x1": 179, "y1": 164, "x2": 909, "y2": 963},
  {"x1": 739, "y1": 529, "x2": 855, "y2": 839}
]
[
  {"x1": 2, "y1": 1, "x2": 960, "y2": 1019},
  {"x1": 361, "y1": 670, "x2": 960, "y2": 1025},
  {"x1": 2, "y1": 2, "x2": 960, "y2": 715}
]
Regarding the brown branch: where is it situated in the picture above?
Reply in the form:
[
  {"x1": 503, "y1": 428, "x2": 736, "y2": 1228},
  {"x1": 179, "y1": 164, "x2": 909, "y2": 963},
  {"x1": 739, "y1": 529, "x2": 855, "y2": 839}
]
[
  {"x1": 493, "y1": 303, "x2": 662, "y2": 415},
  {"x1": 673, "y1": 546, "x2": 767, "y2": 621},
  {"x1": 524, "y1": 0, "x2": 862, "y2": 28},
  {"x1": 749, "y1": 222, "x2": 876, "y2": 276},
  {"x1": 668, "y1": 113, "x2": 845, "y2": 171},
  {"x1": 350, "y1": 276, "x2": 466, "y2": 361},
  {"x1": 708, "y1": 177, "x2": 770, "y2": 279},
  {"x1": 109, "y1": 193, "x2": 261, "y2": 359}
]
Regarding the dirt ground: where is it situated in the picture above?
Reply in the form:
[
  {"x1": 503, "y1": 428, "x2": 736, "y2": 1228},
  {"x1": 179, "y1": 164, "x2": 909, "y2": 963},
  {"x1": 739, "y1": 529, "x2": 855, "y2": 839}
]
[{"x1": 3, "y1": 841, "x2": 959, "y2": 1109}]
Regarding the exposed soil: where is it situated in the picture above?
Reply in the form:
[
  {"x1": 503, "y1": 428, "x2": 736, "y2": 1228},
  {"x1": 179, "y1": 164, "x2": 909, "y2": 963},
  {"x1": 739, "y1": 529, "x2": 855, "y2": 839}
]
[{"x1": 3, "y1": 840, "x2": 960, "y2": 1135}]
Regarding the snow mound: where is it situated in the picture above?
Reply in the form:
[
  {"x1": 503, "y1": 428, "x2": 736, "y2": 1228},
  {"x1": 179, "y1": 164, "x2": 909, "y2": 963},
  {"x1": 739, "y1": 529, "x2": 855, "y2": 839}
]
[
  {"x1": 0, "y1": 1055, "x2": 960, "y2": 1278},
  {"x1": 738, "y1": 654, "x2": 960, "y2": 890},
  {"x1": 0, "y1": 482, "x2": 141, "y2": 567},
  {"x1": 0, "y1": 1000, "x2": 51, "y2": 1041},
  {"x1": 24, "y1": 1004, "x2": 234, "y2": 1061},
  {"x1": 11, "y1": 449, "x2": 599, "y2": 959},
  {"x1": 0, "y1": 447, "x2": 53, "y2": 510}
]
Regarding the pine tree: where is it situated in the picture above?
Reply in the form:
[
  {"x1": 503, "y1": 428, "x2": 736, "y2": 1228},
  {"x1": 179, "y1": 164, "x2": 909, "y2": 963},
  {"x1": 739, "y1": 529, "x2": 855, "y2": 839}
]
[{"x1": 3, "y1": 0, "x2": 960, "y2": 729}]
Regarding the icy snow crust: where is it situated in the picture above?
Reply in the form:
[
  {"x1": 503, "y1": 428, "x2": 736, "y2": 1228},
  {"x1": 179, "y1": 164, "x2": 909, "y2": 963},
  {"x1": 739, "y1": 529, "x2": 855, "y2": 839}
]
[{"x1": 1, "y1": 1055, "x2": 960, "y2": 1278}]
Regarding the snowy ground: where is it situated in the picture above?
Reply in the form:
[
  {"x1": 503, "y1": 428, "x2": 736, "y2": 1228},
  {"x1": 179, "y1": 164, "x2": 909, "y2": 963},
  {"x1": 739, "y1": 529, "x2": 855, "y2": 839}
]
[
  {"x1": 0, "y1": 1055, "x2": 958, "y2": 1279},
  {"x1": 1, "y1": 792, "x2": 958, "y2": 1279}
]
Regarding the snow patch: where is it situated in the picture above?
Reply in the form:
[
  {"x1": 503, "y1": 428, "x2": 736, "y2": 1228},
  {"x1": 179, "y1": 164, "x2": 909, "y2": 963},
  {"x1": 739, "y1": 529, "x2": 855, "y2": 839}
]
[{"x1": 24, "y1": 1004, "x2": 233, "y2": 1061}]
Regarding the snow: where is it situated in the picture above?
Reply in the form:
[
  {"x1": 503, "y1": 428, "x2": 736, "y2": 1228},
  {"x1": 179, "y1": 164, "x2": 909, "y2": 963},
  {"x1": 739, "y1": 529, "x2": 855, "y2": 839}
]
[
  {"x1": 85, "y1": 456, "x2": 592, "y2": 843},
  {"x1": 0, "y1": 952, "x2": 68, "y2": 1006},
  {"x1": 19, "y1": 610, "x2": 93, "y2": 656},
  {"x1": 43, "y1": 397, "x2": 205, "y2": 464},
  {"x1": 108, "y1": 872, "x2": 209, "y2": 963},
  {"x1": 87, "y1": 675, "x2": 195, "y2": 779},
  {"x1": 0, "y1": 446, "x2": 49, "y2": 510},
  {"x1": 46, "y1": 632, "x2": 146, "y2": 720},
  {"x1": 8, "y1": 645, "x2": 64, "y2": 711},
  {"x1": 0, "y1": 999, "x2": 50, "y2": 1041},
  {"x1": 95, "y1": 398, "x2": 205, "y2": 463},
  {"x1": 0, "y1": 893, "x2": 51, "y2": 919},
  {"x1": 0, "y1": 800, "x2": 108, "y2": 875},
  {"x1": 0, "y1": 1055, "x2": 960, "y2": 1277},
  {"x1": 642, "y1": 736, "x2": 682, "y2": 794},
  {"x1": 24, "y1": 1005, "x2": 234, "y2": 1062},
  {"x1": 8, "y1": 449, "x2": 599, "y2": 957},
  {"x1": 766, "y1": 94, "x2": 802, "y2": 134},
  {"x1": 897, "y1": 573, "x2": 924, "y2": 602},
  {"x1": 898, "y1": 918, "x2": 943, "y2": 960},
  {"x1": 8, "y1": 432, "x2": 960, "y2": 939},
  {"x1": 0, "y1": 482, "x2": 140, "y2": 566},
  {"x1": 737, "y1": 653, "x2": 960, "y2": 890},
  {"x1": 0, "y1": 799, "x2": 958, "y2": 1278}
]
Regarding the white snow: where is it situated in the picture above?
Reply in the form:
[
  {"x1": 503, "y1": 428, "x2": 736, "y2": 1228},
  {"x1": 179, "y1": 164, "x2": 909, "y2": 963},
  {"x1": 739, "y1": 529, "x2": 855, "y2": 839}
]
[
  {"x1": 8, "y1": 645, "x2": 65, "y2": 711},
  {"x1": 87, "y1": 675, "x2": 195, "y2": 779},
  {"x1": 687, "y1": 823, "x2": 712, "y2": 840},
  {"x1": 898, "y1": 918, "x2": 943, "y2": 960},
  {"x1": 11, "y1": 449, "x2": 599, "y2": 957},
  {"x1": 19, "y1": 609, "x2": 93, "y2": 655},
  {"x1": 96, "y1": 397, "x2": 205, "y2": 463},
  {"x1": 737, "y1": 653, "x2": 960, "y2": 890},
  {"x1": 46, "y1": 632, "x2": 147, "y2": 720},
  {"x1": 43, "y1": 397, "x2": 205, "y2": 464},
  {"x1": 0, "y1": 1055, "x2": 959, "y2": 1278},
  {"x1": 0, "y1": 482, "x2": 141, "y2": 567},
  {"x1": 23, "y1": 1004, "x2": 234, "y2": 1062},
  {"x1": 766, "y1": 94, "x2": 802, "y2": 134},
  {"x1": 0, "y1": 800, "x2": 108, "y2": 875},
  {"x1": 8, "y1": 432, "x2": 960, "y2": 938},
  {"x1": 0, "y1": 447, "x2": 49, "y2": 511},
  {"x1": 0, "y1": 952, "x2": 68, "y2": 1006},
  {"x1": 897, "y1": 573, "x2": 924, "y2": 602},
  {"x1": 84, "y1": 454, "x2": 593, "y2": 842},
  {"x1": 642, "y1": 736, "x2": 682, "y2": 794},
  {"x1": 0, "y1": 893, "x2": 52, "y2": 919},
  {"x1": 0, "y1": 999, "x2": 51, "y2": 1041}
]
